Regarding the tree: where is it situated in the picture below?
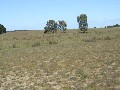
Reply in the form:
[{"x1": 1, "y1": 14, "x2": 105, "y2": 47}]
[
  {"x1": 77, "y1": 14, "x2": 88, "y2": 33},
  {"x1": 115, "y1": 24, "x2": 119, "y2": 27},
  {"x1": 58, "y1": 20, "x2": 67, "y2": 32},
  {"x1": 0, "y1": 24, "x2": 6, "y2": 34}
]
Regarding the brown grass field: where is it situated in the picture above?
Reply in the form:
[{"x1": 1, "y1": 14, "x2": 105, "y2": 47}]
[{"x1": 0, "y1": 28, "x2": 120, "y2": 90}]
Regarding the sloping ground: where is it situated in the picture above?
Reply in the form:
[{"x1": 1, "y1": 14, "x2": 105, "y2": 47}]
[{"x1": 0, "y1": 28, "x2": 120, "y2": 90}]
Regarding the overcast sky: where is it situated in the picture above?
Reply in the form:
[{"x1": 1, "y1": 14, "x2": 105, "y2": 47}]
[{"x1": 1, "y1": 0, "x2": 120, "y2": 31}]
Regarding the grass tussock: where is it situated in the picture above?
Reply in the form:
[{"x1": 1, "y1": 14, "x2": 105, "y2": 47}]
[
  {"x1": 32, "y1": 42, "x2": 41, "y2": 47},
  {"x1": 48, "y1": 40, "x2": 58, "y2": 45},
  {"x1": 0, "y1": 28, "x2": 120, "y2": 89}
]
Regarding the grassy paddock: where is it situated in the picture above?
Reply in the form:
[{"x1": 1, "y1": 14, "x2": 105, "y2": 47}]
[{"x1": 0, "y1": 28, "x2": 120, "y2": 90}]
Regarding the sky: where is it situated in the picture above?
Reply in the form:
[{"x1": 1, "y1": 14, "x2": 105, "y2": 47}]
[{"x1": 0, "y1": 0, "x2": 120, "y2": 31}]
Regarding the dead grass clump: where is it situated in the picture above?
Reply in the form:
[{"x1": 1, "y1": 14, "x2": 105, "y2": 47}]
[
  {"x1": 13, "y1": 36, "x2": 18, "y2": 40},
  {"x1": 115, "y1": 34, "x2": 120, "y2": 39},
  {"x1": 62, "y1": 86, "x2": 72, "y2": 90},
  {"x1": 75, "y1": 68, "x2": 88, "y2": 80},
  {"x1": 12, "y1": 44, "x2": 18, "y2": 48},
  {"x1": 104, "y1": 36, "x2": 111, "y2": 40},
  {"x1": 83, "y1": 37, "x2": 96, "y2": 42},
  {"x1": 49, "y1": 40, "x2": 58, "y2": 45},
  {"x1": 32, "y1": 42, "x2": 41, "y2": 47}
]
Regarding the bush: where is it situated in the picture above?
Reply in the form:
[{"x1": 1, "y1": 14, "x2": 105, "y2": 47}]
[{"x1": 0, "y1": 24, "x2": 6, "y2": 34}]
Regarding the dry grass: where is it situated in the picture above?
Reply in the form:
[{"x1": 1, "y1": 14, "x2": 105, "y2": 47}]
[{"x1": 0, "y1": 28, "x2": 120, "y2": 90}]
